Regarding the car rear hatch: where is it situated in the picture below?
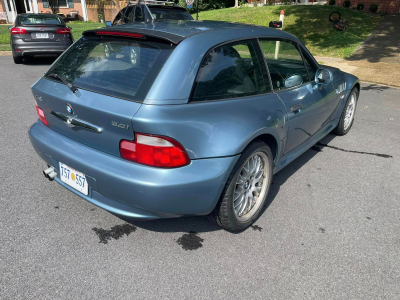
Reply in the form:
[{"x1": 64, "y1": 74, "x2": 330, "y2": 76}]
[
  {"x1": 33, "y1": 30, "x2": 177, "y2": 157},
  {"x1": 14, "y1": 14, "x2": 70, "y2": 43}
]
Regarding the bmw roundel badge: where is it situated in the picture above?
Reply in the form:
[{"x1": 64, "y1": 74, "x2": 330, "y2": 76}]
[{"x1": 66, "y1": 103, "x2": 74, "y2": 115}]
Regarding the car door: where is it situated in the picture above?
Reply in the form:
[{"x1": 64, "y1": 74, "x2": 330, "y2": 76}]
[{"x1": 258, "y1": 39, "x2": 337, "y2": 154}]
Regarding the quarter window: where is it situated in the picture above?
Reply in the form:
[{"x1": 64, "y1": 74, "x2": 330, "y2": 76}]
[
  {"x1": 192, "y1": 40, "x2": 270, "y2": 102},
  {"x1": 259, "y1": 39, "x2": 309, "y2": 91}
]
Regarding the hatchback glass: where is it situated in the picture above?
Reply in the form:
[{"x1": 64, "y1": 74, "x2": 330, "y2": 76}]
[
  {"x1": 17, "y1": 14, "x2": 64, "y2": 25},
  {"x1": 44, "y1": 36, "x2": 175, "y2": 101}
]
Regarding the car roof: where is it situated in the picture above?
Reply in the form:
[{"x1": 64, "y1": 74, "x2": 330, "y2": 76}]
[{"x1": 93, "y1": 20, "x2": 297, "y2": 44}]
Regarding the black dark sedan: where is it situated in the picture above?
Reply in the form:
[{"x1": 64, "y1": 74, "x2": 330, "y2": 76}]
[{"x1": 10, "y1": 13, "x2": 73, "y2": 64}]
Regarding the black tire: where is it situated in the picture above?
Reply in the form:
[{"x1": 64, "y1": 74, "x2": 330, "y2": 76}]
[
  {"x1": 329, "y1": 11, "x2": 341, "y2": 22},
  {"x1": 13, "y1": 56, "x2": 23, "y2": 64},
  {"x1": 333, "y1": 87, "x2": 358, "y2": 135},
  {"x1": 209, "y1": 141, "x2": 273, "y2": 232}
]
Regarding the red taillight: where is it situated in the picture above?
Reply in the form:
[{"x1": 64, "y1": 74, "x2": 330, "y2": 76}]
[
  {"x1": 56, "y1": 28, "x2": 71, "y2": 34},
  {"x1": 120, "y1": 133, "x2": 190, "y2": 168},
  {"x1": 11, "y1": 28, "x2": 27, "y2": 34},
  {"x1": 96, "y1": 31, "x2": 143, "y2": 38},
  {"x1": 35, "y1": 104, "x2": 48, "y2": 126}
]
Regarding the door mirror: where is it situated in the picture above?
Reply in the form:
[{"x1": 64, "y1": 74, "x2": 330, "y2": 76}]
[
  {"x1": 315, "y1": 69, "x2": 332, "y2": 85},
  {"x1": 105, "y1": 21, "x2": 112, "y2": 27},
  {"x1": 284, "y1": 74, "x2": 303, "y2": 89}
]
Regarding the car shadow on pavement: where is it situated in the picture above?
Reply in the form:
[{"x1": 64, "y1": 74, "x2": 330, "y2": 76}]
[
  {"x1": 22, "y1": 56, "x2": 57, "y2": 65},
  {"x1": 118, "y1": 134, "x2": 337, "y2": 234}
]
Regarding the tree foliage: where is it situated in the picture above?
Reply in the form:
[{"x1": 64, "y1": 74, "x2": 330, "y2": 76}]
[{"x1": 48, "y1": 0, "x2": 60, "y2": 14}]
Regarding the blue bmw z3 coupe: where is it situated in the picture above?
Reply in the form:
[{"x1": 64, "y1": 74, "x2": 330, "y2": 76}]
[{"x1": 29, "y1": 20, "x2": 359, "y2": 232}]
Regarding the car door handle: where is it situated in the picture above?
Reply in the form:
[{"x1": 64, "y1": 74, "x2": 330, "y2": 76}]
[{"x1": 291, "y1": 104, "x2": 302, "y2": 113}]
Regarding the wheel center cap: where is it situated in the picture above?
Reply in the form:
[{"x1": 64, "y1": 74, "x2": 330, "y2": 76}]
[{"x1": 245, "y1": 181, "x2": 250, "y2": 189}]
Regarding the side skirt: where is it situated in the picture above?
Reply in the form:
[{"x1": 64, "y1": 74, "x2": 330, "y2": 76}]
[{"x1": 273, "y1": 119, "x2": 339, "y2": 174}]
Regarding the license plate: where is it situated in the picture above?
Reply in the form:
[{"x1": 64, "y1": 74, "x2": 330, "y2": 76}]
[
  {"x1": 59, "y1": 163, "x2": 88, "y2": 196},
  {"x1": 36, "y1": 33, "x2": 49, "y2": 38}
]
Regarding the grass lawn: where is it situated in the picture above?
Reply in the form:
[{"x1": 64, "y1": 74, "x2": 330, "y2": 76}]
[
  {"x1": 196, "y1": 6, "x2": 382, "y2": 58},
  {"x1": 0, "y1": 7, "x2": 381, "y2": 58},
  {"x1": 0, "y1": 21, "x2": 105, "y2": 52}
]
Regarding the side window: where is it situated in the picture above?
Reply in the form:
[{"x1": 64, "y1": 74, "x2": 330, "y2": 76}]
[
  {"x1": 192, "y1": 40, "x2": 271, "y2": 102},
  {"x1": 259, "y1": 39, "x2": 309, "y2": 91},
  {"x1": 301, "y1": 48, "x2": 317, "y2": 82}
]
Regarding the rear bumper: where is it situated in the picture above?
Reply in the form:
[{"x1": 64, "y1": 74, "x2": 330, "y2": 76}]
[
  {"x1": 12, "y1": 42, "x2": 71, "y2": 56},
  {"x1": 28, "y1": 121, "x2": 239, "y2": 219}
]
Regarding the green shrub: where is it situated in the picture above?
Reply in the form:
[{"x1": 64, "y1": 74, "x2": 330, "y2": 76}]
[
  {"x1": 357, "y1": 3, "x2": 364, "y2": 10},
  {"x1": 369, "y1": 3, "x2": 378, "y2": 12},
  {"x1": 329, "y1": 0, "x2": 335, "y2": 5},
  {"x1": 343, "y1": 0, "x2": 351, "y2": 8}
]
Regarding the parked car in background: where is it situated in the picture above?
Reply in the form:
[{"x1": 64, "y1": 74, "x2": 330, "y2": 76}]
[
  {"x1": 10, "y1": 13, "x2": 73, "y2": 64},
  {"x1": 28, "y1": 21, "x2": 359, "y2": 232},
  {"x1": 111, "y1": 0, "x2": 193, "y2": 25}
]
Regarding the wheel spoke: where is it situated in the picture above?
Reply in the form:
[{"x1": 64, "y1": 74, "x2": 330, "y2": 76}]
[
  {"x1": 234, "y1": 193, "x2": 244, "y2": 207},
  {"x1": 234, "y1": 191, "x2": 242, "y2": 202}
]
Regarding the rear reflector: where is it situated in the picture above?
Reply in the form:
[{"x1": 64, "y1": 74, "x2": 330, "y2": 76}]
[
  {"x1": 35, "y1": 104, "x2": 48, "y2": 126},
  {"x1": 56, "y1": 28, "x2": 71, "y2": 34},
  {"x1": 120, "y1": 133, "x2": 190, "y2": 168},
  {"x1": 11, "y1": 28, "x2": 27, "y2": 34},
  {"x1": 96, "y1": 31, "x2": 143, "y2": 38}
]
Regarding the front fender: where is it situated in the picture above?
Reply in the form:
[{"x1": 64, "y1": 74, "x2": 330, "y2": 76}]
[{"x1": 325, "y1": 67, "x2": 359, "y2": 120}]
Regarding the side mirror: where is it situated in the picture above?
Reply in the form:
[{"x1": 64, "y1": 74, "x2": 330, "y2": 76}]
[
  {"x1": 315, "y1": 69, "x2": 332, "y2": 85},
  {"x1": 105, "y1": 21, "x2": 112, "y2": 27},
  {"x1": 284, "y1": 74, "x2": 303, "y2": 89}
]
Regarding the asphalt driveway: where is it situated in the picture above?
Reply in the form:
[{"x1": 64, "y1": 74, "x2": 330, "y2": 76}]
[{"x1": 0, "y1": 56, "x2": 399, "y2": 300}]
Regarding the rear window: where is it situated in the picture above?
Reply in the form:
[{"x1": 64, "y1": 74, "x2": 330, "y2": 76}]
[
  {"x1": 17, "y1": 14, "x2": 64, "y2": 25},
  {"x1": 44, "y1": 36, "x2": 175, "y2": 102},
  {"x1": 149, "y1": 8, "x2": 193, "y2": 20}
]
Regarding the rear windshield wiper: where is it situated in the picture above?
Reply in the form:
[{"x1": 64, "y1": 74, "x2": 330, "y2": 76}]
[{"x1": 49, "y1": 73, "x2": 78, "y2": 93}]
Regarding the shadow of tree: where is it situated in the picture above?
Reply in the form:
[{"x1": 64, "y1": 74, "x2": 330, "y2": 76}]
[
  {"x1": 345, "y1": 14, "x2": 400, "y2": 63},
  {"x1": 281, "y1": 6, "x2": 382, "y2": 58}
]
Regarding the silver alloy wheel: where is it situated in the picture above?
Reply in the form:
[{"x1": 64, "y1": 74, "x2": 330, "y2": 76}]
[
  {"x1": 130, "y1": 48, "x2": 137, "y2": 65},
  {"x1": 233, "y1": 152, "x2": 269, "y2": 221},
  {"x1": 344, "y1": 94, "x2": 356, "y2": 130}
]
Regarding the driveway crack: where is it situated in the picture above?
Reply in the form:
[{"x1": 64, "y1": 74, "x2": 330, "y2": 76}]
[{"x1": 316, "y1": 142, "x2": 393, "y2": 158}]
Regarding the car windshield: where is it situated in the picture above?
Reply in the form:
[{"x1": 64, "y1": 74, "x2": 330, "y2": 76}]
[
  {"x1": 149, "y1": 8, "x2": 193, "y2": 20},
  {"x1": 43, "y1": 36, "x2": 175, "y2": 102},
  {"x1": 17, "y1": 14, "x2": 64, "y2": 25}
]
